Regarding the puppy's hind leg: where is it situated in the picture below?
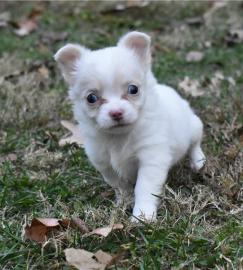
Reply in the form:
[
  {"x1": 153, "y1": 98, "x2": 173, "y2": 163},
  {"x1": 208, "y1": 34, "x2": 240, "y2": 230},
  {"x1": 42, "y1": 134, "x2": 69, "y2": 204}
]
[{"x1": 189, "y1": 116, "x2": 206, "y2": 172}]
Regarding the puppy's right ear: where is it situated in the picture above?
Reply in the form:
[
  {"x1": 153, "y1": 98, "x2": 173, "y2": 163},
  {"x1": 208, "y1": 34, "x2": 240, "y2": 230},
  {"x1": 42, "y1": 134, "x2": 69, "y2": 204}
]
[{"x1": 54, "y1": 44, "x2": 88, "y2": 86}]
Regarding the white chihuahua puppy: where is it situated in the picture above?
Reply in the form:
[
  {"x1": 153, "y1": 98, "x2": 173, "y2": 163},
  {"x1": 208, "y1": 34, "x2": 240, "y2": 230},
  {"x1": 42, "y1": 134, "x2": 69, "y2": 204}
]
[{"x1": 55, "y1": 31, "x2": 206, "y2": 221}]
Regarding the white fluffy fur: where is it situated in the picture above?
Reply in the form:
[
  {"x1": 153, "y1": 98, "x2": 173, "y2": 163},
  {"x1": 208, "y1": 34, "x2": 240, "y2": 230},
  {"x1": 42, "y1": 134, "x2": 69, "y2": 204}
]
[{"x1": 55, "y1": 31, "x2": 206, "y2": 221}]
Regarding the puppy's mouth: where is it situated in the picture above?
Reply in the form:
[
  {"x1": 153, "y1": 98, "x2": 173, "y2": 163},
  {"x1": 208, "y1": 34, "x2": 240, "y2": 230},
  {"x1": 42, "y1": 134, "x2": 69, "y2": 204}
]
[
  {"x1": 110, "y1": 121, "x2": 132, "y2": 129},
  {"x1": 100, "y1": 121, "x2": 132, "y2": 132},
  {"x1": 99, "y1": 121, "x2": 134, "y2": 134},
  {"x1": 111, "y1": 121, "x2": 131, "y2": 128}
]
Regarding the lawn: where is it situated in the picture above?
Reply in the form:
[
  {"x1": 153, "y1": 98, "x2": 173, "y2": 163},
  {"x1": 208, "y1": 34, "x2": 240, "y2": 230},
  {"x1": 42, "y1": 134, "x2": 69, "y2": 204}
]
[{"x1": 0, "y1": 1, "x2": 242, "y2": 269}]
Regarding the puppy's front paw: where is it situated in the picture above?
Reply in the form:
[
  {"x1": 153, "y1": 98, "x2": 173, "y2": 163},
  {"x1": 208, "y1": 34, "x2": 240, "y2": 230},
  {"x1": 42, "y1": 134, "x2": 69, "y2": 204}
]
[
  {"x1": 132, "y1": 205, "x2": 157, "y2": 223},
  {"x1": 190, "y1": 155, "x2": 206, "y2": 172},
  {"x1": 190, "y1": 147, "x2": 206, "y2": 172}
]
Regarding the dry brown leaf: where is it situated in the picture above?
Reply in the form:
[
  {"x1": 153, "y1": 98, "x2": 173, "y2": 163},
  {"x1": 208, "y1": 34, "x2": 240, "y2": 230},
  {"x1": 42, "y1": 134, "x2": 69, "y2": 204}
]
[
  {"x1": 25, "y1": 217, "x2": 89, "y2": 243},
  {"x1": 89, "y1": 223, "x2": 124, "y2": 237},
  {"x1": 36, "y1": 218, "x2": 60, "y2": 227},
  {"x1": 25, "y1": 223, "x2": 48, "y2": 243},
  {"x1": 59, "y1": 120, "x2": 84, "y2": 147},
  {"x1": 71, "y1": 217, "x2": 90, "y2": 234},
  {"x1": 64, "y1": 248, "x2": 106, "y2": 270},
  {"x1": 178, "y1": 76, "x2": 204, "y2": 97},
  {"x1": 59, "y1": 217, "x2": 89, "y2": 233},
  {"x1": 25, "y1": 218, "x2": 60, "y2": 243},
  {"x1": 64, "y1": 248, "x2": 120, "y2": 270},
  {"x1": 186, "y1": 51, "x2": 204, "y2": 62},
  {"x1": 94, "y1": 250, "x2": 113, "y2": 265},
  {"x1": 13, "y1": 8, "x2": 42, "y2": 36},
  {"x1": 14, "y1": 19, "x2": 38, "y2": 36}
]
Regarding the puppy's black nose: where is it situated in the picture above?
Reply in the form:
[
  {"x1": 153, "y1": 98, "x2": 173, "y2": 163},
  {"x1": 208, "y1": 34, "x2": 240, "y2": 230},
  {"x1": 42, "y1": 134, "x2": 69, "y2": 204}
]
[{"x1": 109, "y1": 110, "x2": 124, "y2": 121}]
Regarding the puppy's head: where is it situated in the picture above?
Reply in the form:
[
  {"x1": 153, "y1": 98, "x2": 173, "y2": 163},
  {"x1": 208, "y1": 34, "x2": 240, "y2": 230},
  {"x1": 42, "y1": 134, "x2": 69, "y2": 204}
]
[{"x1": 55, "y1": 32, "x2": 151, "y2": 134}]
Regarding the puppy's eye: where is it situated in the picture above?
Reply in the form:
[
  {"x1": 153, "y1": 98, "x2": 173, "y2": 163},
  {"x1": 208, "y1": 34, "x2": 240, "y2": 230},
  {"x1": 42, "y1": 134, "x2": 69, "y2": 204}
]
[
  {"x1": 87, "y1": 93, "x2": 99, "y2": 104},
  {"x1": 128, "y1": 84, "x2": 139, "y2": 95}
]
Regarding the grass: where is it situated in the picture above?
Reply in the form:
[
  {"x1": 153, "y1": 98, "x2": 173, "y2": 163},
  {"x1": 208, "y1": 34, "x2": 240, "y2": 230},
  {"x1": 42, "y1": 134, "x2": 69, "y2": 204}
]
[{"x1": 0, "y1": 1, "x2": 242, "y2": 269}]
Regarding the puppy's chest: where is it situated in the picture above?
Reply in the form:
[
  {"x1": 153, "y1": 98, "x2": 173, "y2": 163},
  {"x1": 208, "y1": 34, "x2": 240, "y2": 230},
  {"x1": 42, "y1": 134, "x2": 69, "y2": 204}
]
[
  {"x1": 87, "y1": 135, "x2": 138, "y2": 181},
  {"x1": 108, "y1": 142, "x2": 138, "y2": 181}
]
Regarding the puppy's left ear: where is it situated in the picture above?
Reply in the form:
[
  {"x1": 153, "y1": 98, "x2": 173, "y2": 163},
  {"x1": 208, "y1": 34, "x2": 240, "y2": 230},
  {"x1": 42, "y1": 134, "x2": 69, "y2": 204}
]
[
  {"x1": 118, "y1": 31, "x2": 151, "y2": 67},
  {"x1": 54, "y1": 44, "x2": 89, "y2": 86}
]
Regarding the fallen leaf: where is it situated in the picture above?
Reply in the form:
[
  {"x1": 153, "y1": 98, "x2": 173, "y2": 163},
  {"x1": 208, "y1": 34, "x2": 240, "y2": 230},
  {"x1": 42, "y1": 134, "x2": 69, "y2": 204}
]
[
  {"x1": 59, "y1": 217, "x2": 89, "y2": 233},
  {"x1": 64, "y1": 248, "x2": 106, "y2": 270},
  {"x1": 71, "y1": 217, "x2": 90, "y2": 234},
  {"x1": 186, "y1": 51, "x2": 204, "y2": 62},
  {"x1": 59, "y1": 120, "x2": 84, "y2": 147},
  {"x1": 178, "y1": 76, "x2": 204, "y2": 97},
  {"x1": 89, "y1": 223, "x2": 124, "y2": 237},
  {"x1": 25, "y1": 217, "x2": 89, "y2": 243},
  {"x1": 25, "y1": 218, "x2": 60, "y2": 243},
  {"x1": 14, "y1": 20, "x2": 37, "y2": 36},
  {"x1": 94, "y1": 250, "x2": 113, "y2": 265},
  {"x1": 13, "y1": 8, "x2": 42, "y2": 36},
  {"x1": 36, "y1": 218, "x2": 60, "y2": 227},
  {"x1": 64, "y1": 248, "x2": 121, "y2": 270},
  {"x1": 25, "y1": 223, "x2": 48, "y2": 243}
]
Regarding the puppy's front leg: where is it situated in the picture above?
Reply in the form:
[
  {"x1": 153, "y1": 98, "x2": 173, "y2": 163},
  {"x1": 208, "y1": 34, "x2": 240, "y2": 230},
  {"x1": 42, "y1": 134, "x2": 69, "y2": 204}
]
[{"x1": 132, "y1": 161, "x2": 169, "y2": 221}]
